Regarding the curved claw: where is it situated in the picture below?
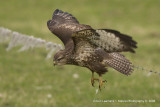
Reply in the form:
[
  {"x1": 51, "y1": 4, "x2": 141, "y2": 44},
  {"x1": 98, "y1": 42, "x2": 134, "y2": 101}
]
[
  {"x1": 91, "y1": 72, "x2": 107, "y2": 90},
  {"x1": 91, "y1": 72, "x2": 100, "y2": 87},
  {"x1": 91, "y1": 78, "x2": 99, "y2": 87},
  {"x1": 103, "y1": 80, "x2": 107, "y2": 83},
  {"x1": 99, "y1": 76, "x2": 107, "y2": 91}
]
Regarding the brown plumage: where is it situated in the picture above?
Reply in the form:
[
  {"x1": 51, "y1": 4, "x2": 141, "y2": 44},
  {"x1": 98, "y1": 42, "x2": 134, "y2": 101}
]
[{"x1": 47, "y1": 9, "x2": 137, "y2": 90}]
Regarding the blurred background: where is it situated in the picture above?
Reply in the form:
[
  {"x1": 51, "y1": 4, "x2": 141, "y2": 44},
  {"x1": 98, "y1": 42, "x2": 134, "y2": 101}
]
[{"x1": 0, "y1": 0, "x2": 160, "y2": 106}]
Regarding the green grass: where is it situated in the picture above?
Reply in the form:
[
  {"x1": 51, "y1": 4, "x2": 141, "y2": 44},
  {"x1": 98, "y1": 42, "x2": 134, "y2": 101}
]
[{"x1": 0, "y1": 0, "x2": 160, "y2": 106}]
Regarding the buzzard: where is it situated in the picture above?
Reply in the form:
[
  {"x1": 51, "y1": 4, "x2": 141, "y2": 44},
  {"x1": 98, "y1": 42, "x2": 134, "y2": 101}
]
[{"x1": 47, "y1": 9, "x2": 137, "y2": 90}]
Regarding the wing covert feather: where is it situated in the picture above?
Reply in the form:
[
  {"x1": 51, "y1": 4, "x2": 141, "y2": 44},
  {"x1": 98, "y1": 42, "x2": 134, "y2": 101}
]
[{"x1": 71, "y1": 29, "x2": 137, "y2": 53}]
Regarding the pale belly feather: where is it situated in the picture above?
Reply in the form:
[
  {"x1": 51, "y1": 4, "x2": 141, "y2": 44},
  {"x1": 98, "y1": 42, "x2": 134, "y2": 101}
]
[{"x1": 74, "y1": 41, "x2": 95, "y2": 66}]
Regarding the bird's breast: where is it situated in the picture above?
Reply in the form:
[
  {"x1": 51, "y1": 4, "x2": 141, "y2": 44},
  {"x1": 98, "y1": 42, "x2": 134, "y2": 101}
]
[{"x1": 74, "y1": 41, "x2": 97, "y2": 66}]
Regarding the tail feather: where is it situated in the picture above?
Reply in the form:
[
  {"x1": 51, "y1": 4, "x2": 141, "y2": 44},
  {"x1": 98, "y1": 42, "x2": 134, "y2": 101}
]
[{"x1": 104, "y1": 53, "x2": 133, "y2": 75}]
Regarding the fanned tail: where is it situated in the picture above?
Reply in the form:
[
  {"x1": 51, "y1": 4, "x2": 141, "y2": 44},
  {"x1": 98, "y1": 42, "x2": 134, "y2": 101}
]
[{"x1": 104, "y1": 53, "x2": 133, "y2": 75}]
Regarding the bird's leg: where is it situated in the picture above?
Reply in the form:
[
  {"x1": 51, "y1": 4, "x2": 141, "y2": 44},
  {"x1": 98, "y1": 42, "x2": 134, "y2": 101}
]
[
  {"x1": 99, "y1": 75, "x2": 107, "y2": 90},
  {"x1": 91, "y1": 72, "x2": 99, "y2": 87}
]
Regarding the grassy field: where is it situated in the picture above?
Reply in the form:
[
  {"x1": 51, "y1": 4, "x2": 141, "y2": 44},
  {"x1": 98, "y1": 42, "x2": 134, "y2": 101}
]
[{"x1": 0, "y1": 0, "x2": 160, "y2": 106}]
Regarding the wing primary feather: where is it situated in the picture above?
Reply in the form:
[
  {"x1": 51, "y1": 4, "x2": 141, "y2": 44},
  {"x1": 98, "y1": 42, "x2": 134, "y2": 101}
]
[{"x1": 52, "y1": 9, "x2": 79, "y2": 23}]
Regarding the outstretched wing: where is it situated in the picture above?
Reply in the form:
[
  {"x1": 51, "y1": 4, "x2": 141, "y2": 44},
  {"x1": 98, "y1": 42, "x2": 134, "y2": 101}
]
[
  {"x1": 72, "y1": 29, "x2": 137, "y2": 53},
  {"x1": 51, "y1": 9, "x2": 79, "y2": 24},
  {"x1": 47, "y1": 9, "x2": 80, "y2": 46}
]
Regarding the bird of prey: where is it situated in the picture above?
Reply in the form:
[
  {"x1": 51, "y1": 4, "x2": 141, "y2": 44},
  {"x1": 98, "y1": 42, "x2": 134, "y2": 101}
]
[{"x1": 47, "y1": 9, "x2": 137, "y2": 90}]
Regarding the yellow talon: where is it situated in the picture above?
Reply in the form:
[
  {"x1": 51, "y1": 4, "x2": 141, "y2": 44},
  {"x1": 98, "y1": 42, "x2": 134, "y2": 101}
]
[
  {"x1": 91, "y1": 72, "x2": 107, "y2": 90},
  {"x1": 99, "y1": 75, "x2": 107, "y2": 91},
  {"x1": 91, "y1": 72, "x2": 99, "y2": 87}
]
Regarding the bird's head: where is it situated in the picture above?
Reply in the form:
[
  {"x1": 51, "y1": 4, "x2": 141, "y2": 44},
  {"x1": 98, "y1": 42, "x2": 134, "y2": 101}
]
[{"x1": 53, "y1": 50, "x2": 68, "y2": 66}]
